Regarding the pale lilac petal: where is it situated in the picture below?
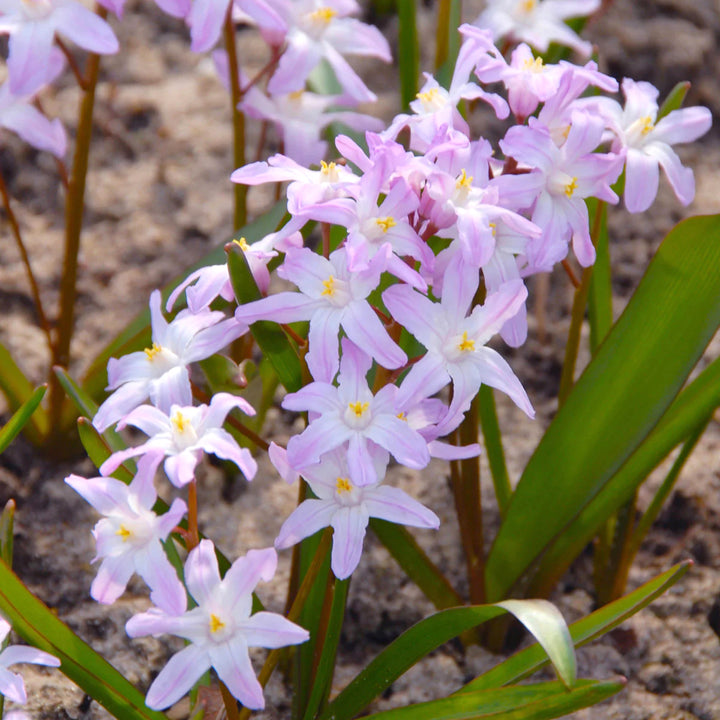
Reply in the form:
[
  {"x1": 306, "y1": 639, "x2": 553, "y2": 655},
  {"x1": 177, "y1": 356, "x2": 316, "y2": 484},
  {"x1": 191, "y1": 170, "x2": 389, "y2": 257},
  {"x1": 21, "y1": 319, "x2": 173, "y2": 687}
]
[
  {"x1": 282, "y1": 382, "x2": 340, "y2": 414},
  {"x1": 197, "y1": 429, "x2": 258, "y2": 480},
  {"x1": 644, "y1": 142, "x2": 695, "y2": 206},
  {"x1": 306, "y1": 308, "x2": 342, "y2": 383},
  {"x1": 0, "y1": 667, "x2": 26, "y2": 704},
  {"x1": 150, "y1": 366, "x2": 192, "y2": 413},
  {"x1": 235, "y1": 292, "x2": 319, "y2": 325},
  {"x1": 427, "y1": 439, "x2": 482, "y2": 460},
  {"x1": 91, "y1": 555, "x2": 135, "y2": 605},
  {"x1": 7, "y1": 22, "x2": 54, "y2": 96},
  {"x1": 474, "y1": 347, "x2": 534, "y2": 418},
  {"x1": 337, "y1": 337, "x2": 373, "y2": 400},
  {"x1": 342, "y1": 301, "x2": 406, "y2": 370},
  {"x1": 365, "y1": 415, "x2": 430, "y2": 469},
  {"x1": 0, "y1": 646, "x2": 60, "y2": 668},
  {"x1": 275, "y1": 500, "x2": 335, "y2": 549},
  {"x1": 184, "y1": 539, "x2": 221, "y2": 607},
  {"x1": 268, "y1": 442, "x2": 299, "y2": 484},
  {"x1": 53, "y1": 3, "x2": 119, "y2": 54},
  {"x1": 395, "y1": 354, "x2": 449, "y2": 410},
  {"x1": 65, "y1": 474, "x2": 131, "y2": 514},
  {"x1": 330, "y1": 506, "x2": 368, "y2": 579},
  {"x1": 652, "y1": 106, "x2": 712, "y2": 146},
  {"x1": 223, "y1": 547, "x2": 277, "y2": 601},
  {"x1": 184, "y1": 317, "x2": 247, "y2": 361},
  {"x1": 209, "y1": 639, "x2": 264, "y2": 710},
  {"x1": 624, "y1": 148, "x2": 659, "y2": 213},
  {"x1": 1, "y1": 104, "x2": 66, "y2": 157},
  {"x1": 240, "y1": 612, "x2": 309, "y2": 649},
  {"x1": 364, "y1": 485, "x2": 439, "y2": 529},
  {"x1": 440, "y1": 253, "x2": 480, "y2": 318},
  {"x1": 116, "y1": 404, "x2": 171, "y2": 435},
  {"x1": 136, "y1": 543, "x2": 186, "y2": 616},
  {"x1": 347, "y1": 433, "x2": 377, "y2": 487},
  {"x1": 155, "y1": 0, "x2": 190, "y2": 18},
  {"x1": 286, "y1": 415, "x2": 352, "y2": 468},
  {"x1": 145, "y1": 644, "x2": 209, "y2": 710},
  {"x1": 323, "y1": 42, "x2": 376, "y2": 103},
  {"x1": 383, "y1": 284, "x2": 443, "y2": 348},
  {"x1": 268, "y1": 32, "x2": 322, "y2": 95},
  {"x1": 188, "y1": 0, "x2": 229, "y2": 52},
  {"x1": 156, "y1": 497, "x2": 188, "y2": 537}
]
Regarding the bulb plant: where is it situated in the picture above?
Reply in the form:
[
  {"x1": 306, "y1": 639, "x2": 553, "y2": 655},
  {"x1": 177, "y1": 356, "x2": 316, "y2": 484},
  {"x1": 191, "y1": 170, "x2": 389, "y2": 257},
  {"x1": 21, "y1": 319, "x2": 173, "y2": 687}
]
[{"x1": 0, "y1": 0, "x2": 718, "y2": 717}]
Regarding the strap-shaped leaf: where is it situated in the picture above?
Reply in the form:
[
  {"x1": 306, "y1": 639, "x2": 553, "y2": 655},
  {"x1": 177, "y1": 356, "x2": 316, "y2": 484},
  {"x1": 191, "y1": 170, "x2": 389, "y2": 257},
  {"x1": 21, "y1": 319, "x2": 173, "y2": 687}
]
[
  {"x1": 319, "y1": 599, "x2": 575, "y2": 720},
  {"x1": 359, "y1": 679, "x2": 624, "y2": 720},
  {"x1": 0, "y1": 384, "x2": 46, "y2": 454},
  {"x1": 463, "y1": 561, "x2": 689, "y2": 692},
  {"x1": 0, "y1": 557, "x2": 167, "y2": 719},
  {"x1": 397, "y1": 0, "x2": 419, "y2": 110},
  {"x1": 486, "y1": 215, "x2": 720, "y2": 601},
  {"x1": 0, "y1": 342, "x2": 48, "y2": 443}
]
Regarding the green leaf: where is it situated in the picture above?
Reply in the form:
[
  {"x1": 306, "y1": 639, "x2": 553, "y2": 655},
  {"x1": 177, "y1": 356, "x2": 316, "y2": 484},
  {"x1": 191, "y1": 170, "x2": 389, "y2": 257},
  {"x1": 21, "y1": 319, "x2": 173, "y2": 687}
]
[
  {"x1": 0, "y1": 384, "x2": 46, "y2": 454},
  {"x1": 0, "y1": 499, "x2": 15, "y2": 567},
  {"x1": 370, "y1": 518, "x2": 463, "y2": 610},
  {"x1": 478, "y1": 386, "x2": 512, "y2": 518},
  {"x1": 0, "y1": 557, "x2": 168, "y2": 719},
  {"x1": 463, "y1": 561, "x2": 689, "y2": 692},
  {"x1": 360, "y1": 680, "x2": 624, "y2": 720},
  {"x1": 228, "y1": 242, "x2": 304, "y2": 392},
  {"x1": 486, "y1": 215, "x2": 720, "y2": 601},
  {"x1": 397, "y1": 0, "x2": 419, "y2": 110},
  {"x1": 587, "y1": 199, "x2": 612, "y2": 354},
  {"x1": 658, "y1": 81, "x2": 691, "y2": 121},
  {"x1": 0, "y1": 342, "x2": 48, "y2": 443},
  {"x1": 82, "y1": 201, "x2": 288, "y2": 400},
  {"x1": 528, "y1": 354, "x2": 720, "y2": 598},
  {"x1": 319, "y1": 599, "x2": 575, "y2": 720}
]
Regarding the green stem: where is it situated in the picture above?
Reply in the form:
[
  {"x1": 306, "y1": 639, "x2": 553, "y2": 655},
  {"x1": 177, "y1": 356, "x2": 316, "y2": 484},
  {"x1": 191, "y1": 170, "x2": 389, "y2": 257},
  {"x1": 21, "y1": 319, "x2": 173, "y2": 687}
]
[
  {"x1": 224, "y1": 9, "x2": 247, "y2": 230},
  {"x1": 48, "y1": 19, "x2": 105, "y2": 434},
  {"x1": 478, "y1": 385, "x2": 512, "y2": 519},
  {"x1": 450, "y1": 394, "x2": 485, "y2": 605}
]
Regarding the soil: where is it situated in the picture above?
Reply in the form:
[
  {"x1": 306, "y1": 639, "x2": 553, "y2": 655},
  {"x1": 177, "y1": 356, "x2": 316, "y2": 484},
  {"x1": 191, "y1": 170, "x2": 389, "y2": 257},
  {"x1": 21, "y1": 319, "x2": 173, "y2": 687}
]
[{"x1": 1, "y1": 0, "x2": 720, "y2": 718}]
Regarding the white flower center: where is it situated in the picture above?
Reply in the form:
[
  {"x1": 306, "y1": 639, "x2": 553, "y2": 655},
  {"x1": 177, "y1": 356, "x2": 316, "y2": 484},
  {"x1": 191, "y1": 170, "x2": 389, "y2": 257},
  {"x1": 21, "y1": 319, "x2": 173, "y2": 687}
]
[
  {"x1": 144, "y1": 343, "x2": 181, "y2": 375},
  {"x1": 171, "y1": 409, "x2": 199, "y2": 450},
  {"x1": 415, "y1": 86, "x2": 448, "y2": 113},
  {"x1": 548, "y1": 170, "x2": 578, "y2": 198},
  {"x1": 344, "y1": 401, "x2": 372, "y2": 430},
  {"x1": 319, "y1": 274, "x2": 352, "y2": 307}
]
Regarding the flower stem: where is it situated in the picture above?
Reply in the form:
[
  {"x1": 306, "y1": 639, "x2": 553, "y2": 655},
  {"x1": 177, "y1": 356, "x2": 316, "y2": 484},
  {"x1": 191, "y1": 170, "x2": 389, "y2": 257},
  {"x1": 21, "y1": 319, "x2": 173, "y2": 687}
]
[
  {"x1": 224, "y1": 8, "x2": 247, "y2": 230},
  {"x1": 47, "y1": 15, "x2": 106, "y2": 437},
  {"x1": 450, "y1": 393, "x2": 485, "y2": 605},
  {"x1": 0, "y1": 172, "x2": 53, "y2": 352},
  {"x1": 187, "y1": 479, "x2": 200, "y2": 551},
  {"x1": 237, "y1": 528, "x2": 333, "y2": 720}
]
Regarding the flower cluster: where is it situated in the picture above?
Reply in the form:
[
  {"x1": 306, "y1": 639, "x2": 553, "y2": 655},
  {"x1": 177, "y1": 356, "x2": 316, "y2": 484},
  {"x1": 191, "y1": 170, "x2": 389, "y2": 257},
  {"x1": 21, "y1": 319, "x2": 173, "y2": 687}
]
[{"x1": 55, "y1": 0, "x2": 712, "y2": 714}]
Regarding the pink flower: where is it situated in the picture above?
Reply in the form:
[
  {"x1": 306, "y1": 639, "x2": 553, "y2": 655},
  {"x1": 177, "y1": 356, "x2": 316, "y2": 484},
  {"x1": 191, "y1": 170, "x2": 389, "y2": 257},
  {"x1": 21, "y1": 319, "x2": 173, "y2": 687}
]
[
  {"x1": 282, "y1": 338, "x2": 430, "y2": 486},
  {"x1": 275, "y1": 447, "x2": 438, "y2": 579},
  {"x1": 99, "y1": 393, "x2": 258, "y2": 487},
  {"x1": 93, "y1": 290, "x2": 247, "y2": 432},
  {"x1": 0, "y1": 0, "x2": 118, "y2": 96},
  {"x1": 126, "y1": 541, "x2": 308, "y2": 710},
  {"x1": 235, "y1": 246, "x2": 406, "y2": 382},
  {"x1": 65, "y1": 454, "x2": 187, "y2": 614}
]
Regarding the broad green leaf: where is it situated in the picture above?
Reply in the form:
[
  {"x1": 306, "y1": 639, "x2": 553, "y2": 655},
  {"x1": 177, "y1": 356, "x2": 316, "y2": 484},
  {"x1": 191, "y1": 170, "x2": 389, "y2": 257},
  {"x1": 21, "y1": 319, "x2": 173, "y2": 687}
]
[
  {"x1": 0, "y1": 342, "x2": 48, "y2": 443},
  {"x1": 0, "y1": 557, "x2": 168, "y2": 719},
  {"x1": 528, "y1": 354, "x2": 720, "y2": 597},
  {"x1": 478, "y1": 386, "x2": 512, "y2": 518},
  {"x1": 228, "y1": 243, "x2": 304, "y2": 393},
  {"x1": 370, "y1": 518, "x2": 463, "y2": 610},
  {"x1": 319, "y1": 599, "x2": 575, "y2": 720},
  {"x1": 435, "y1": 0, "x2": 461, "y2": 86},
  {"x1": 82, "y1": 201, "x2": 288, "y2": 400},
  {"x1": 0, "y1": 499, "x2": 14, "y2": 567},
  {"x1": 360, "y1": 680, "x2": 624, "y2": 720},
  {"x1": 397, "y1": 0, "x2": 419, "y2": 110},
  {"x1": 463, "y1": 561, "x2": 689, "y2": 692},
  {"x1": 486, "y1": 215, "x2": 720, "y2": 601},
  {"x1": 0, "y1": 384, "x2": 46, "y2": 454}
]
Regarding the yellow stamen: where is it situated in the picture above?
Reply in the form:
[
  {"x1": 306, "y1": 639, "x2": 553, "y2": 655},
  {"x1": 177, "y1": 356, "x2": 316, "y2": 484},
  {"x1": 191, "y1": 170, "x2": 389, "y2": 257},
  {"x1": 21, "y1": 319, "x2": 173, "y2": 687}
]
[
  {"x1": 457, "y1": 331, "x2": 475, "y2": 352},
  {"x1": 489, "y1": 222, "x2": 497, "y2": 236},
  {"x1": 233, "y1": 237, "x2": 250, "y2": 251},
  {"x1": 522, "y1": 56, "x2": 544, "y2": 72},
  {"x1": 564, "y1": 177, "x2": 578, "y2": 197},
  {"x1": 144, "y1": 342, "x2": 162, "y2": 360},
  {"x1": 209, "y1": 614, "x2": 225, "y2": 633},
  {"x1": 375, "y1": 217, "x2": 396, "y2": 233},
  {"x1": 397, "y1": 412, "x2": 407, "y2": 421},
  {"x1": 171, "y1": 410, "x2": 190, "y2": 433},
  {"x1": 289, "y1": 90, "x2": 304, "y2": 100},
  {"x1": 348, "y1": 401, "x2": 369, "y2": 417},
  {"x1": 116, "y1": 525, "x2": 131, "y2": 542},
  {"x1": 416, "y1": 87, "x2": 439, "y2": 104},
  {"x1": 456, "y1": 169, "x2": 473, "y2": 190},
  {"x1": 561, "y1": 124, "x2": 571, "y2": 141},
  {"x1": 310, "y1": 7, "x2": 336, "y2": 23},
  {"x1": 321, "y1": 275, "x2": 335, "y2": 296},
  {"x1": 336, "y1": 477, "x2": 352, "y2": 494},
  {"x1": 640, "y1": 115, "x2": 654, "y2": 136},
  {"x1": 520, "y1": 0, "x2": 536, "y2": 12},
  {"x1": 320, "y1": 160, "x2": 336, "y2": 175}
]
